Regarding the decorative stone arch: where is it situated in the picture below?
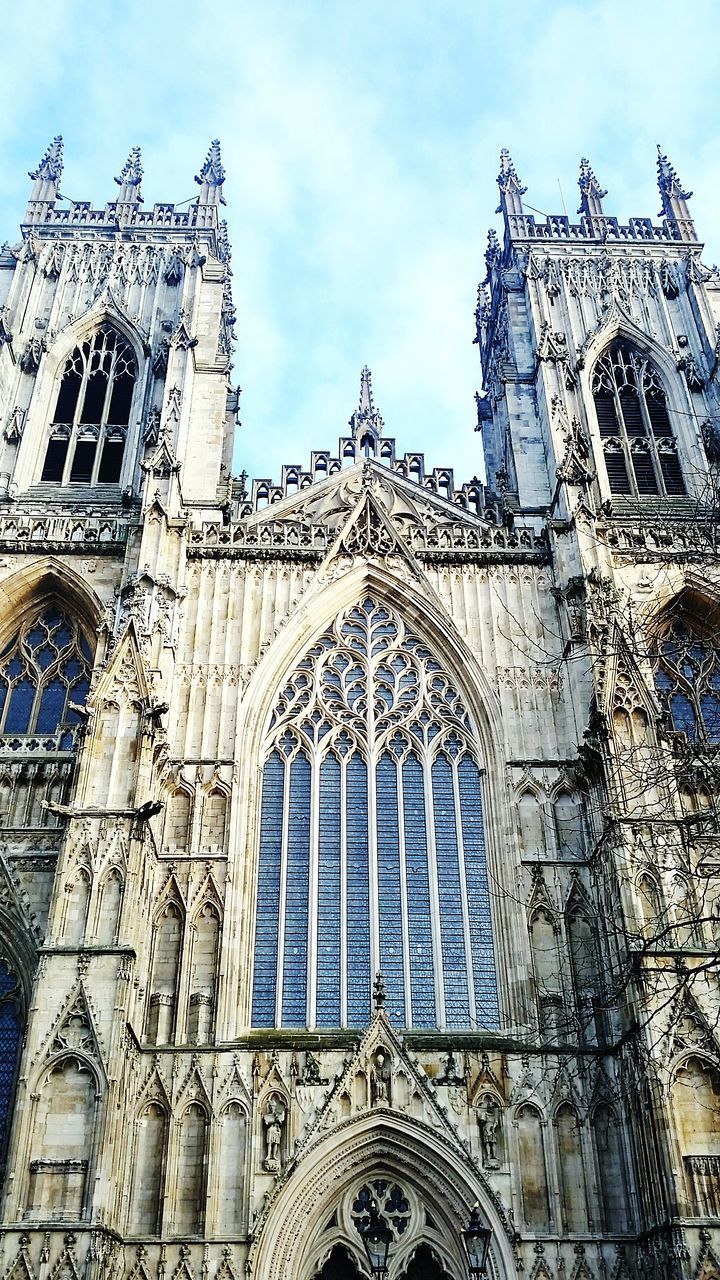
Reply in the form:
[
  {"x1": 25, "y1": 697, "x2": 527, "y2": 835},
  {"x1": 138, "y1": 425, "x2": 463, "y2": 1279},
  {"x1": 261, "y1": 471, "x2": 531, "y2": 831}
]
[
  {"x1": 225, "y1": 558, "x2": 520, "y2": 1038},
  {"x1": 250, "y1": 1113, "x2": 517, "y2": 1280},
  {"x1": 578, "y1": 310, "x2": 707, "y2": 501},
  {"x1": 13, "y1": 300, "x2": 150, "y2": 493},
  {"x1": 0, "y1": 557, "x2": 104, "y2": 656}
]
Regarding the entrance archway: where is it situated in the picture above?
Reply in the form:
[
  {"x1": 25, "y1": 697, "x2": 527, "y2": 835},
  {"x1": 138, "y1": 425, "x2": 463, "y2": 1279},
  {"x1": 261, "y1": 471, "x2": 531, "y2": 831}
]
[{"x1": 250, "y1": 1113, "x2": 517, "y2": 1280}]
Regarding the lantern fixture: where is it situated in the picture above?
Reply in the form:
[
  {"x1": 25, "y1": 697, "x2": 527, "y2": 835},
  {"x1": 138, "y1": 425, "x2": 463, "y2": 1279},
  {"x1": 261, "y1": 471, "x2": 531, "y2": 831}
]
[
  {"x1": 460, "y1": 1204, "x2": 492, "y2": 1279},
  {"x1": 359, "y1": 1201, "x2": 393, "y2": 1279}
]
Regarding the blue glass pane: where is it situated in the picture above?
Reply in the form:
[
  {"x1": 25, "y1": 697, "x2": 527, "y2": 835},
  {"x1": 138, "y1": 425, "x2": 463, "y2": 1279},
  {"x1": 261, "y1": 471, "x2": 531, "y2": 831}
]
[
  {"x1": 670, "y1": 692, "x2": 697, "y2": 740},
  {"x1": 36, "y1": 679, "x2": 67, "y2": 733},
  {"x1": 654, "y1": 668, "x2": 672, "y2": 693},
  {"x1": 376, "y1": 754, "x2": 405, "y2": 1026},
  {"x1": 458, "y1": 756, "x2": 499, "y2": 1029},
  {"x1": 0, "y1": 962, "x2": 20, "y2": 1152},
  {"x1": 403, "y1": 755, "x2": 435, "y2": 1027},
  {"x1": 700, "y1": 694, "x2": 720, "y2": 744},
  {"x1": 432, "y1": 756, "x2": 471, "y2": 1028},
  {"x1": 43, "y1": 608, "x2": 62, "y2": 631},
  {"x1": 35, "y1": 646, "x2": 56, "y2": 672},
  {"x1": 317, "y1": 755, "x2": 341, "y2": 1026},
  {"x1": 251, "y1": 752, "x2": 284, "y2": 1026},
  {"x1": 4, "y1": 680, "x2": 36, "y2": 734},
  {"x1": 347, "y1": 755, "x2": 370, "y2": 1026},
  {"x1": 281, "y1": 754, "x2": 311, "y2": 1026}
]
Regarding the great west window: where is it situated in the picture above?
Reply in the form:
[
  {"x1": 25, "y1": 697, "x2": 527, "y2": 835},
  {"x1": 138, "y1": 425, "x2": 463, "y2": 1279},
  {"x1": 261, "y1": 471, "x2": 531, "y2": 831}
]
[
  {"x1": 41, "y1": 326, "x2": 135, "y2": 486},
  {"x1": 251, "y1": 597, "x2": 499, "y2": 1030},
  {"x1": 592, "y1": 341, "x2": 685, "y2": 498}
]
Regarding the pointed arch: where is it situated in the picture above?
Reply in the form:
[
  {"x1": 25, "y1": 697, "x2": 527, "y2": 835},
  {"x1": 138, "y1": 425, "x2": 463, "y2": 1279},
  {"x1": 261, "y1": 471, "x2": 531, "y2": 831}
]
[
  {"x1": 146, "y1": 896, "x2": 185, "y2": 1045},
  {"x1": 249, "y1": 1111, "x2": 515, "y2": 1280},
  {"x1": 580, "y1": 312, "x2": 702, "y2": 502},
  {"x1": 0, "y1": 558, "x2": 103, "y2": 655},
  {"x1": 244, "y1": 585, "x2": 501, "y2": 1032},
  {"x1": 14, "y1": 305, "x2": 148, "y2": 494},
  {"x1": 129, "y1": 1100, "x2": 168, "y2": 1235}
]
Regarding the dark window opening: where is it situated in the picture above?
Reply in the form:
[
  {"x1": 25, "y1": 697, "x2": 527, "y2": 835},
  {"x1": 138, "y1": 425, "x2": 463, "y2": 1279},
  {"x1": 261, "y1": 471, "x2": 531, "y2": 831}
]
[
  {"x1": 592, "y1": 342, "x2": 685, "y2": 499},
  {"x1": 42, "y1": 326, "x2": 136, "y2": 486}
]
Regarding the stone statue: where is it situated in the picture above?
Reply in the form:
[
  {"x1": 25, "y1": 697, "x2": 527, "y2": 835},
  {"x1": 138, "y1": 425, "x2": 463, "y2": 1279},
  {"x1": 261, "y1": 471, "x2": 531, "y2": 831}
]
[
  {"x1": 371, "y1": 1049, "x2": 391, "y2": 1106},
  {"x1": 478, "y1": 1097, "x2": 501, "y2": 1169},
  {"x1": 263, "y1": 1095, "x2": 286, "y2": 1172}
]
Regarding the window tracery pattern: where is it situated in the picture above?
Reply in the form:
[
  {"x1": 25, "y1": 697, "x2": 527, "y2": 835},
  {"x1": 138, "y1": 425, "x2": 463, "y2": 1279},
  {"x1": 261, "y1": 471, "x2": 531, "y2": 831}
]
[
  {"x1": 0, "y1": 607, "x2": 92, "y2": 742},
  {"x1": 592, "y1": 341, "x2": 684, "y2": 497},
  {"x1": 251, "y1": 597, "x2": 499, "y2": 1030},
  {"x1": 654, "y1": 619, "x2": 720, "y2": 744},
  {"x1": 41, "y1": 326, "x2": 136, "y2": 485},
  {"x1": 0, "y1": 959, "x2": 22, "y2": 1167}
]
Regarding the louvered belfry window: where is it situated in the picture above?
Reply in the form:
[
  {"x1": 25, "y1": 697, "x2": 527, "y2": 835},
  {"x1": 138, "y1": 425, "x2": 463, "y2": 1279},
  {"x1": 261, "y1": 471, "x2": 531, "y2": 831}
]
[
  {"x1": 41, "y1": 326, "x2": 136, "y2": 486},
  {"x1": 251, "y1": 597, "x2": 499, "y2": 1031},
  {"x1": 591, "y1": 341, "x2": 684, "y2": 498}
]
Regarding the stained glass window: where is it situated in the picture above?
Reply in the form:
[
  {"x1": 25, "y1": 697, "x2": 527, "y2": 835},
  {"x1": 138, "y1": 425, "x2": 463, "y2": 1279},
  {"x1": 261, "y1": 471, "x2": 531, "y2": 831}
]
[
  {"x1": 0, "y1": 607, "x2": 92, "y2": 740},
  {"x1": 0, "y1": 959, "x2": 21, "y2": 1163},
  {"x1": 41, "y1": 326, "x2": 136, "y2": 486},
  {"x1": 592, "y1": 341, "x2": 684, "y2": 498},
  {"x1": 654, "y1": 619, "x2": 720, "y2": 745},
  {"x1": 251, "y1": 597, "x2": 499, "y2": 1030}
]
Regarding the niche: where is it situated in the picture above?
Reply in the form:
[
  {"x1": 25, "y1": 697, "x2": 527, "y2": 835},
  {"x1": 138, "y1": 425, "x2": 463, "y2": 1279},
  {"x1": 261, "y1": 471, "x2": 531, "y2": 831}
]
[
  {"x1": 64, "y1": 869, "x2": 91, "y2": 946},
  {"x1": 129, "y1": 1102, "x2": 168, "y2": 1234},
  {"x1": 556, "y1": 1103, "x2": 588, "y2": 1232},
  {"x1": 146, "y1": 902, "x2": 183, "y2": 1044},
  {"x1": 200, "y1": 789, "x2": 227, "y2": 850},
  {"x1": 593, "y1": 1103, "x2": 628, "y2": 1231},
  {"x1": 165, "y1": 789, "x2": 192, "y2": 850},
  {"x1": 174, "y1": 1102, "x2": 207, "y2": 1235},
  {"x1": 217, "y1": 1102, "x2": 246, "y2": 1235},
  {"x1": 188, "y1": 903, "x2": 220, "y2": 1043},
  {"x1": 97, "y1": 868, "x2": 123, "y2": 943},
  {"x1": 516, "y1": 1105, "x2": 550, "y2": 1230},
  {"x1": 518, "y1": 791, "x2": 546, "y2": 858},
  {"x1": 28, "y1": 1057, "x2": 95, "y2": 1220}
]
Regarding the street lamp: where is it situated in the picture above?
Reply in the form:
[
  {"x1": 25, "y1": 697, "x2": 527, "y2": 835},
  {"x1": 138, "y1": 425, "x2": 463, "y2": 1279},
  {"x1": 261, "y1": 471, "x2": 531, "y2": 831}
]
[
  {"x1": 359, "y1": 1201, "x2": 393, "y2": 1280},
  {"x1": 460, "y1": 1204, "x2": 492, "y2": 1279}
]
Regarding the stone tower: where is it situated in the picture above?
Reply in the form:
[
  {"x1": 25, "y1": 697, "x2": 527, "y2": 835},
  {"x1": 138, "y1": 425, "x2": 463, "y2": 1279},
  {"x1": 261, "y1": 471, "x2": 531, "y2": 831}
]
[{"x1": 0, "y1": 137, "x2": 718, "y2": 1280}]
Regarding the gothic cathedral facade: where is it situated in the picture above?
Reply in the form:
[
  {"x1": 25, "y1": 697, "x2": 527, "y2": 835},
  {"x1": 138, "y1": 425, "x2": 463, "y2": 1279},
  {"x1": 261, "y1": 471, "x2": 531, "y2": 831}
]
[{"x1": 0, "y1": 137, "x2": 718, "y2": 1280}]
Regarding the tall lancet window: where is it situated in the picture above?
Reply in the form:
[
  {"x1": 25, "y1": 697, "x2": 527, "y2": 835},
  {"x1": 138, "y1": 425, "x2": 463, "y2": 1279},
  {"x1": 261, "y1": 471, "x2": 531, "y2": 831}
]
[
  {"x1": 41, "y1": 325, "x2": 136, "y2": 486},
  {"x1": 592, "y1": 341, "x2": 684, "y2": 498},
  {"x1": 251, "y1": 597, "x2": 499, "y2": 1031}
]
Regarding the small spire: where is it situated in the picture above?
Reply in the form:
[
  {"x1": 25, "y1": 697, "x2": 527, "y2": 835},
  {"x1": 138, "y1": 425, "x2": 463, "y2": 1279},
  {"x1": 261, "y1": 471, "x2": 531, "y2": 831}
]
[
  {"x1": 359, "y1": 365, "x2": 374, "y2": 414},
  {"x1": 656, "y1": 145, "x2": 695, "y2": 241},
  {"x1": 195, "y1": 139, "x2": 226, "y2": 205},
  {"x1": 27, "y1": 136, "x2": 64, "y2": 207},
  {"x1": 114, "y1": 146, "x2": 143, "y2": 203},
  {"x1": 496, "y1": 148, "x2": 527, "y2": 220},
  {"x1": 349, "y1": 366, "x2": 384, "y2": 446},
  {"x1": 577, "y1": 157, "x2": 607, "y2": 218},
  {"x1": 29, "y1": 135, "x2": 64, "y2": 184}
]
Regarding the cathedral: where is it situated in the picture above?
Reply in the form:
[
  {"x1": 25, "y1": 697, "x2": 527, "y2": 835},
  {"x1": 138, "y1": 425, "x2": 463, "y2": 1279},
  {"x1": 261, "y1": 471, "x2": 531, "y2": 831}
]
[{"x1": 0, "y1": 133, "x2": 718, "y2": 1280}]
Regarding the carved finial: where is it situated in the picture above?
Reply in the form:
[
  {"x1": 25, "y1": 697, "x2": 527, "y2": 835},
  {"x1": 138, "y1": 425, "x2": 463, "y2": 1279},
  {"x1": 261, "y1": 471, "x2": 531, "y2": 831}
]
[
  {"x1": 359, "y1": 365, "x2": 374, "y2": 414},
  {"x1": 29, "y1": 136, "x2": 64, "y2": 185},
  {"x1": 114, "y1": 147, "x2": 143, "y2": 202},
  {"x1": 577, "y1": 157, "x2": 607, "y2": 218},
  {"x1": 656, "y1": 146, "x2": 695, "y2": 240},
  {"x1": 349, "y1": 366, "x2": 384, "y2": 448},
  {"x1": 195, "y1": 139, "x2": 226, "y2": 205},
  {"x1": 484, "y1": 228, "x2": 501, "y2": 279},
  {"x1": 496, "y1": 148, "x2": 527, "y2": 221},
  {"x1": 27, "y1": 136, "x2": 64, "y2": 209},
  {"x1": 373, "y1": 970, "x2": 387, "y2": 1010}
]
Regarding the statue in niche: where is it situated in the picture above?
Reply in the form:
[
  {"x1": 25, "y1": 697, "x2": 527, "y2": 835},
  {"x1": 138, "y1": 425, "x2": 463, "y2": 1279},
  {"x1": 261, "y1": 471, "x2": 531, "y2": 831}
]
[
  {"x1": 371, "y1": 1049, "x2": 392, "y2": 1106},
  {"x1": 263, "y1": 1095, "x2": 286, "y2": 1173},
  {"x1": 478, "y1": 1096, "x2": 501, "y2": 1169}
]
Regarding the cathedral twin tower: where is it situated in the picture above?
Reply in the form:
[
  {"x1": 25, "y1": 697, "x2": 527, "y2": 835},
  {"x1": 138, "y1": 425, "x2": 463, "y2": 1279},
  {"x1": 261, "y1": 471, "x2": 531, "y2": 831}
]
[{"x1": 0, "y1": 136, "x2": 718, "y2": 1280}]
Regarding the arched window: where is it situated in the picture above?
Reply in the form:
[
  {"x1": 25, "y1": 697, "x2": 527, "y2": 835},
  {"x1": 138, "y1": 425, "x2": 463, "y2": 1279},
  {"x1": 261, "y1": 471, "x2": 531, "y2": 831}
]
[
  {"x1": 654, "y1": 617, "x2": 720, "y2": 744},
  {"x1": 251, "y1": 597, "x2": 499, "y2": 1031},
  {"x1": 0, "y1": 606, "x2": 92, "y2": 740},
  {"x1": 592, "y1": 341, "x2": 684, "y2": 497},
  {"x1": 41, "y1": 326, "x2": 136, "y2": 485},
  {"x1": 0, "y1": 958, "x2": 22, "y2": 1173}
]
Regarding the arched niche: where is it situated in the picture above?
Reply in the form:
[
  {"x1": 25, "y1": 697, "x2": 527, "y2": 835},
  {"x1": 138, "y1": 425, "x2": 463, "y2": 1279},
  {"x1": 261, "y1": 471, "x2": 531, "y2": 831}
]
[
  {"x1": 129, "y1": 1101, "x2": 168, "y2": 1235},
  {"x1": 27, "y1": 1054, "x2": 99, "y2": 1220},
  {"x1": 514, "y1": 1104, "x2": 550, "y2": 1231}
]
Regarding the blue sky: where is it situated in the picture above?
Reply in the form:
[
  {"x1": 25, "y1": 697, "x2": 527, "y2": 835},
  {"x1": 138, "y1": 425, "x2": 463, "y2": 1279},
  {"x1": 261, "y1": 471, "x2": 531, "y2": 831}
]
[{"x1": 1, "y1": 0, "x2": 719, "y2": 486}]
